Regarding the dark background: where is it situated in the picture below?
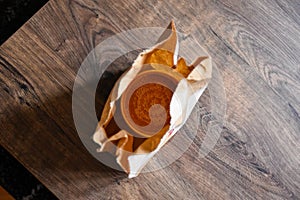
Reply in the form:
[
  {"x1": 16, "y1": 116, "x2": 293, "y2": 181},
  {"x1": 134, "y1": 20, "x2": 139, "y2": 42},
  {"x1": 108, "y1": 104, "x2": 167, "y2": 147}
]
[
  {"x1": 0, "y1": 0, "x2": 57, "y2": 199},
  {"x1": 0, "y1": 0, "x2": 47, "y2": 44}
]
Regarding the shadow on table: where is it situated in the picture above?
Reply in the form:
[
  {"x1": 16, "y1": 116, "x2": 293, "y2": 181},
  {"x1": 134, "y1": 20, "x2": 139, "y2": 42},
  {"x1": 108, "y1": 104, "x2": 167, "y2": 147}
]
[
  {"x1": 1, "y1": 72, "x2": 130, "y2": 197},
  {"x1": 1, "y1": 50, "x2": 146, "y2": 194}
]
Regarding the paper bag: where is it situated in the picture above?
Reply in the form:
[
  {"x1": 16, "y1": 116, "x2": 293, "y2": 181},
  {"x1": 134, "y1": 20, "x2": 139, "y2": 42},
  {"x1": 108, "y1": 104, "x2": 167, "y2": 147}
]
[{"x1": 93, "y1": 21, "x2": 212, "y2": 178}]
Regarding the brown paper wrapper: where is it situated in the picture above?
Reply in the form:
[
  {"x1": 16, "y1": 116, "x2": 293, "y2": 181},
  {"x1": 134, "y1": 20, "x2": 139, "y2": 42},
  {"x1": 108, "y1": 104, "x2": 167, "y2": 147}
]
[{"x1": 93, "y1": 21, "x2": 212, "y2": 178}]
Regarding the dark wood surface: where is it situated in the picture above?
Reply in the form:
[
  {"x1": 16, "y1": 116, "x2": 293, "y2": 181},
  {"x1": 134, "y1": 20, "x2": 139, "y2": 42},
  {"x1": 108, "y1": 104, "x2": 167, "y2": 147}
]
[{"x1": 1, "y1": 0, "x2": 299, "y2": 199}]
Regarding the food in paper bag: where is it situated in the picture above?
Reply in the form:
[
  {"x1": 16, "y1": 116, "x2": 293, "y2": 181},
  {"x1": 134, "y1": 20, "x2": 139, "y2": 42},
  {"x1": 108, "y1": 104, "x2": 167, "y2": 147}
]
[{"x1": 93, "y1": 21, "x2": 212, "y2": 178}]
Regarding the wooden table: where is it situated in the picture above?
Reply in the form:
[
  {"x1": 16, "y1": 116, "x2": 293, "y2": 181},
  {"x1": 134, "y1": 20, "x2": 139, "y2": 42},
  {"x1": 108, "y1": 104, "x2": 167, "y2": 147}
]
[{"x1": 1, "y1": 0, "x2": 299, "y2": 199}]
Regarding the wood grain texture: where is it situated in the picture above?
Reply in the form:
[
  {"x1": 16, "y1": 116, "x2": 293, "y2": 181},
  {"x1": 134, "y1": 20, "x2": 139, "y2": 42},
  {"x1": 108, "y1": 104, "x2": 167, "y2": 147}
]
[{"x1": 0, "y1": 0, "x2": 299, "y2": 199}]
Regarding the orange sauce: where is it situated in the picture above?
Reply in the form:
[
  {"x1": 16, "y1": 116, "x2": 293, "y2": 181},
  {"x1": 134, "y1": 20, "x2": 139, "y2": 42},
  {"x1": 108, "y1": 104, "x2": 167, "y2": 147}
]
[{"x1": 128, "y1": 83, "x2": 172, "y2": 127}]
